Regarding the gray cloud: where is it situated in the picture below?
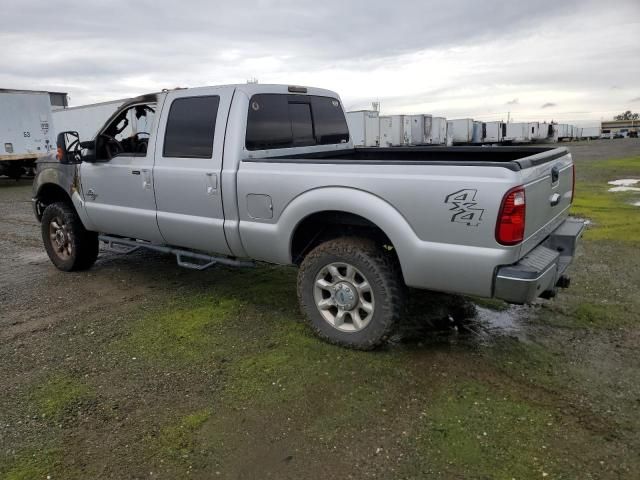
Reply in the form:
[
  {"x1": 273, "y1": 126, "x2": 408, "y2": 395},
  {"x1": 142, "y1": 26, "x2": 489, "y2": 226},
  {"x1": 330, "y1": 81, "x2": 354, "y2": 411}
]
[
  {"x1": 541, "y1": 103, "x2": 557, "y2": 109},
  {"x1": 506, "y1": 99, "x2": 519, "y2": 105},
  {"x1": 1, "y1": 0, "x2": 638, "y2": 122},
  {"x1": 630, "y1": 97, "x2": 640, "y2": 102}
]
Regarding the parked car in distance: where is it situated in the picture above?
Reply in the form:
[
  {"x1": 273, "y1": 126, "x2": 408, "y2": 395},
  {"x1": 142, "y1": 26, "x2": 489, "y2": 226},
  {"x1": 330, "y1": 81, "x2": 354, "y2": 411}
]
[{"x1": 33, "y1": 84, "x2": 584, "y2": 349}]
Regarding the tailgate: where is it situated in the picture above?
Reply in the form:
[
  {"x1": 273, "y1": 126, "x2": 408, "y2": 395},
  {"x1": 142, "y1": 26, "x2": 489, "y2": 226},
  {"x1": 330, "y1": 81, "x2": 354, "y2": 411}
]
[{"x1": 517, "y1": 148, "x2": 574, "y2": 256}]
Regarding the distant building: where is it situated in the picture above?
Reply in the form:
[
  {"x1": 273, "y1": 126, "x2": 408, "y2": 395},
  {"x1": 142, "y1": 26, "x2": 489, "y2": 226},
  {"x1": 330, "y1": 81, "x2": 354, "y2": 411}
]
[{"x1": 601, "y1": 119, "x2": 639, "y2": 137}]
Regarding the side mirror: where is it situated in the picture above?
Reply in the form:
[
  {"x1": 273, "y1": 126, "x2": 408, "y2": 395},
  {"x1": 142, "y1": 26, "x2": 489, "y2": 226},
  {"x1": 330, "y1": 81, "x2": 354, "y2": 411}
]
[{"x1": 56, "y1": 131, "x2": 82, "y2": 164}]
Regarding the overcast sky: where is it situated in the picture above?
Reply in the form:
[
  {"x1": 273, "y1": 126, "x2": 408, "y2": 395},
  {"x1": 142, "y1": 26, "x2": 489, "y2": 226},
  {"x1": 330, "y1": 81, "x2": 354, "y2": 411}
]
[{"x1": 2, "y1": 0, "x2": 639, "y2": 125}]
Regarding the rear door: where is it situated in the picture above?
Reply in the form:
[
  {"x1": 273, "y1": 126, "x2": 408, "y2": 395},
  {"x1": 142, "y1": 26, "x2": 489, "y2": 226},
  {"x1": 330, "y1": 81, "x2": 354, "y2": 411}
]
[{"x1": 153, "y1": 87, "x2": 233, "y2": 255}]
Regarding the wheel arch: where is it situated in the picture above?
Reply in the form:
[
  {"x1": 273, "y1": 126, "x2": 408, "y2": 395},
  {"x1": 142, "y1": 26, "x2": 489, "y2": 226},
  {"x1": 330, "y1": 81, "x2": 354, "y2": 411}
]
[
  {"x1": 33, "y1": 182, "x2": 75, "y2": 221},
  {"x1": 281, "y1": 187, "x2": 418, "y2": 276}
]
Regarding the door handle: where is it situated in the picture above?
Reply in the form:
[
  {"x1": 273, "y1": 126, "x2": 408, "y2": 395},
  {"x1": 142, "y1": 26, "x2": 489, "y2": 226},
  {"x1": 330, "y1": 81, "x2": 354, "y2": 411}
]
[
  {"x1": 206, "y1": 172, "x2": 218, "y2": 195},
  {"x1": 549, "y1": 193, "x2": 561, "y2": 206},
  {"x1": 131, "y1": 170, "x2": 141, "y2": 175}
]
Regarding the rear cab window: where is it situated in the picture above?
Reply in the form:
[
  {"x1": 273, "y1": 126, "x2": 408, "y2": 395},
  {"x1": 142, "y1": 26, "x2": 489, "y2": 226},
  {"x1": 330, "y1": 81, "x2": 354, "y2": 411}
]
[{"x1": 245, "y1": 94, "x2": 349, "y2": 150}]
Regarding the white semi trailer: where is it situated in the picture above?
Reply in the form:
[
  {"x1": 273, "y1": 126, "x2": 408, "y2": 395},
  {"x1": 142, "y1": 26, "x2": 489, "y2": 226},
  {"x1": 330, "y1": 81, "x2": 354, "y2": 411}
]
[
  {"x1": 346, "y1": 110, "x2": 380, "y2": 147},
  {"x1": 580, "y1": 126, "x2": 601, "y2": 139},
  {"x1": 503, "y1": 122, "x2": 533, "y2": 143},
  {"x1": 379, "y1": 116, "x2": 394, "y2": 147},
  {"x1": 533, "y1": 123, "x2": 556, "y2": 143},
  {"x1": 447, "y1": 119, "x2": 474, "y2": 144},
  {"x1": 556, "y1": 124, "x2": 572, "y2": 141},
  {"x1": 427, "y1": 116, "x2": 447, "y2": 144},
  {"x1": 484, "y1": 121, "x2": 504, "y2": 143},
  {"x1": 403, "y1": 114, "x2": 429, "y2": 145},
  {"x1": 53, "y1": 99, "x2": 126, "y2": 142},
  {"x1": 1, "y1": 89, "x2": 57, "y2": 179}
]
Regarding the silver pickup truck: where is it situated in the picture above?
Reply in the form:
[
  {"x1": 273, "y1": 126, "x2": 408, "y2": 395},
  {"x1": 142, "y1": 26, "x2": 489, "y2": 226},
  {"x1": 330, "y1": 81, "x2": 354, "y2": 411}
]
[{"x1": 33, "y1": 84, "x2": 584, "y2": 349}]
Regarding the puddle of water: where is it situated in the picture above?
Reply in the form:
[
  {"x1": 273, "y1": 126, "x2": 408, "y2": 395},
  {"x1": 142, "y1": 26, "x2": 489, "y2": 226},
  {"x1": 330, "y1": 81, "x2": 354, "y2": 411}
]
[
  {"x1": 608, "y1": 179, "x2": 639, "y2": 186},
  {"x1": 461, "y1": 305, "x2": 530, "y2": 343},
  {"x1": 608, "y1": 186, "x2": 640, "y2": 192},
  {"x1": 393, "y1": 299, "x2": 532, "y2": 349}
]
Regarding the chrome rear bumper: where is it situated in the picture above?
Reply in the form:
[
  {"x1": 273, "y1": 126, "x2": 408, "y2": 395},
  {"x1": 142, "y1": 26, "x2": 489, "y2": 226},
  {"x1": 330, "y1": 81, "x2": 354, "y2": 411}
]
[{"x1": 493, "y1": 218, "x2": 585, "y2": 304}]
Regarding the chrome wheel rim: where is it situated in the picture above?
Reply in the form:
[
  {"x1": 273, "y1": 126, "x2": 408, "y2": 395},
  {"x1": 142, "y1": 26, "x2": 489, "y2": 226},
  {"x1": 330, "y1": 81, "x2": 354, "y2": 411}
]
[
  {"x1": 313, "y1": 262, "x2": 375, "y2": 332},
  {"x1": 49, "y1": 216, "x2": 72, "y2": 260}
]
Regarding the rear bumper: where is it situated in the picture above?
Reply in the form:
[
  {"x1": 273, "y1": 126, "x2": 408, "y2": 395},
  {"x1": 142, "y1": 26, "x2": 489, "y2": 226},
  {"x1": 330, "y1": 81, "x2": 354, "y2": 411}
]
[{"x1": 493, "y1": 218, "x2": 585, "y2": 304}]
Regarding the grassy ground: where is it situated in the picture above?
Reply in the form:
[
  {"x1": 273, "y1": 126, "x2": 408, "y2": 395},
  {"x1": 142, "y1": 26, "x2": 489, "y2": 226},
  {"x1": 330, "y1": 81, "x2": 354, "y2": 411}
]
[{"x1": 1, "y1": 144, "x2": 639, "y2": 479}]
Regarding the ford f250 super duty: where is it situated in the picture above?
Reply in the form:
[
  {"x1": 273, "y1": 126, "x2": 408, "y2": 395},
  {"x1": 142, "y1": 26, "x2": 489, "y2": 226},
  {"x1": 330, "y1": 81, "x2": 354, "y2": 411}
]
[{"x1": 33, "y1": 84, "x2": 584, "y2": 349}]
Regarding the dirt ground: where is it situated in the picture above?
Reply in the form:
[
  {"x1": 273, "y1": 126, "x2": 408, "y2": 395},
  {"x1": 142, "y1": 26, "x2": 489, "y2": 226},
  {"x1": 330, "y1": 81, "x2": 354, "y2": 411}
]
[{"x1": 1, "y1": 139, "x2": 639, "y2": 479}]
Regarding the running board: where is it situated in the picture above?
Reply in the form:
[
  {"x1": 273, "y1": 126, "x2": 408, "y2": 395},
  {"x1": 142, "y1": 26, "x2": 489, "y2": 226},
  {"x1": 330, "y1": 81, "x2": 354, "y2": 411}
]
[{"x1": 99, "y1": 235, "x2": 255, "y2": 270}]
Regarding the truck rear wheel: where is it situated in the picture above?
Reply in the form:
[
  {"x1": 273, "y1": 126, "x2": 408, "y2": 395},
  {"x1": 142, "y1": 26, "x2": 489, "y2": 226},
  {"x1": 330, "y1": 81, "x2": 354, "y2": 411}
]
[
  {"x1": 41, "y1": 202, "x2": 98, "y2": 271},
  {"x1": 297, "y1": 237, "x2": 406, "y2": 349}
]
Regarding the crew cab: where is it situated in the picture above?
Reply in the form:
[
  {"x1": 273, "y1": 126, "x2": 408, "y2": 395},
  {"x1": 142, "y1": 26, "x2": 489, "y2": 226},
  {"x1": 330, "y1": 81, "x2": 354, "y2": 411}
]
[{"x1": 33, "y1": 84, "x2": 584, "y2": 349}]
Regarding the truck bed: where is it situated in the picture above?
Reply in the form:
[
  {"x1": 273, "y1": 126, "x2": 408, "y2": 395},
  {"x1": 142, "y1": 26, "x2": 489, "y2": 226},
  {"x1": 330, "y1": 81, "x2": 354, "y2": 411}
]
[{"x1": 255, "y1": 146, "x2": 568, "y2": 171}]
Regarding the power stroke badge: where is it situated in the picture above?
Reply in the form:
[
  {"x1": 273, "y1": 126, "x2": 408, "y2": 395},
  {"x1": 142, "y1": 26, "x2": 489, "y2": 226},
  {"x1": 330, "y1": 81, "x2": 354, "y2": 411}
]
[{"x1": 444, "y1": 189, "x2": 485, "y2": 227}]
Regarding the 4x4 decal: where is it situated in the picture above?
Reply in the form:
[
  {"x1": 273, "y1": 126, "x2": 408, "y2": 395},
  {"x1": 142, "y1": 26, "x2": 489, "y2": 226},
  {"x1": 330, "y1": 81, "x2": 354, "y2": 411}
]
[{"x1": 444, "y1": 189, "x2": 485, "y2": 226}]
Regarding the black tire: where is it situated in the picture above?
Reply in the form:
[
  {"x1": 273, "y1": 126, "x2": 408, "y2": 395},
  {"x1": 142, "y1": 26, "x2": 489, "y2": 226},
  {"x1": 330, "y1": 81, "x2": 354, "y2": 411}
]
[
  {"x1": 41, "y1": 202, "x2": 99, "y2": 271},
  {"x1": 297, "y1": 237, "x2": 406, "y2": 350}
]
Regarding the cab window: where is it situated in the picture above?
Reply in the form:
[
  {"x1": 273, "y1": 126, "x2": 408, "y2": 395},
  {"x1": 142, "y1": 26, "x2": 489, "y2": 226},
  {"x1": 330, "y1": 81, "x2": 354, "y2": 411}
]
[{"x1": 97, "y1": 104, "x2": 156, "y2": 159}]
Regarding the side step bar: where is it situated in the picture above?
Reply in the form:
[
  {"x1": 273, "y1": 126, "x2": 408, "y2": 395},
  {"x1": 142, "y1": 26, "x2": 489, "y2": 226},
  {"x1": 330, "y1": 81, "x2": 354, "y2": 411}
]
[{"x1": 98, "y1": 235, "x2": 255, "y2": 270}]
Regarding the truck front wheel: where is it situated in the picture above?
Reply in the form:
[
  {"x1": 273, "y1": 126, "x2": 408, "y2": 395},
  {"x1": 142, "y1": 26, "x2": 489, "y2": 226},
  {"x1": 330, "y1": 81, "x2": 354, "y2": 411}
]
[
  {"x1": 297, "y1": 237, "x2": 406, "y2": 349},
  {"x1": 41, "y1": 202, "x2": 99, "y2": 271}
]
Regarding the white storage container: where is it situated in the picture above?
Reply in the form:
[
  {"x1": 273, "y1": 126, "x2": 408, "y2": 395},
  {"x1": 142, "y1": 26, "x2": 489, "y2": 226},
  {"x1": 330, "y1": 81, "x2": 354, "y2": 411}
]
[
  {"x1": 1, "y1": 89, "x2": 56, "y2": 162},
  {"x1": 403, "y1": 115, "x2": 426, "y2": 145},
  {"x1": 580, "y1": 126, "x2": 601, "y2": 139},
  {"x1": 504, "y1": 122, "x2": 532, "y2": 143},
  {"x1": 446, "y1": 119, "x2": 474, "y2": 144},
  {"x1": 556, "y1": 124, "x2": 571, "y2": 141},
  {"x1": 484, "y1": 121, "x2": 504, "y2": 143},
  {"x1": 389, "y1": 115, "x2": 406, "y2": 145},
  {"x1": 379, "y1": 116, "x2": 394, "y2": 147},
  {"x1": 427, "y1": 117, "x2": 447, "y2": 144},
  {"x1": 534, "y1": 122, "x2": 556, "y2": 142},
  {"x1": 346, "y1": 110, "x2": 380, "y2": 147}
]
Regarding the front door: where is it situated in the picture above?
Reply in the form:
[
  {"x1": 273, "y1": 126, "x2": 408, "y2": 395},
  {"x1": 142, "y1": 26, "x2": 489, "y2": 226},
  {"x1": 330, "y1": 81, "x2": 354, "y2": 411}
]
[
  {"x1": 80, "y1": 101, "x2": 164, "y2": 243},
  {"x1": 152, "y1": 88, "x2": 232, "y2": 255}
]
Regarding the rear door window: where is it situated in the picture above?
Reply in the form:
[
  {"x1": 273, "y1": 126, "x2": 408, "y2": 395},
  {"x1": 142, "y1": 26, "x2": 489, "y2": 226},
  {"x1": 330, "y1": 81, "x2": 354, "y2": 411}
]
[{"x1": 246, "y1": 94, "x2": 349, "y2": 150}]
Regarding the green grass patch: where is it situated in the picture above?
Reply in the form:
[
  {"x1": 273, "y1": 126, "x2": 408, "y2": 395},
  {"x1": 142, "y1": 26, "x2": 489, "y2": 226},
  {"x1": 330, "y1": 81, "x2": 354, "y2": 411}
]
[
  {"x1": 1, "y1": 448, "x2": 63, "y2": 480},
  {"x1": 30, "y1": 373, "x2": 95, "y2": 420},
  {"x1": 571, "y1": 182, "x2": 639, "y2": 242},
  {"x1": 567, "y1": 302, "x2": 635, "y2": 328},
  {"x1": 226, "y1": 321, "x2": 403, "y2": 405},
  {"x1": 412, "y1": 381, "x2": 561, "y2": 479},
  {"x1": 153, "y1": 409, "x2": 212, "y2": 461},
  {"x1": 115, "y1": 267, "x2": 299, "y2": 366},
  {"x1": 118, "y1": 296, "x2": 244, "y2": 364},
  {"x1": 590, "y1": 155, "x2": 639, "y2": 173}
]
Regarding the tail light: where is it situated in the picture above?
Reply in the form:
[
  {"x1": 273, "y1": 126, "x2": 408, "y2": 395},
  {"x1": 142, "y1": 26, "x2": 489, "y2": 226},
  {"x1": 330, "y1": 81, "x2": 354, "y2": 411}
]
[{"x1": 496, "y1": 186, "x2": 526, "y2": 245}]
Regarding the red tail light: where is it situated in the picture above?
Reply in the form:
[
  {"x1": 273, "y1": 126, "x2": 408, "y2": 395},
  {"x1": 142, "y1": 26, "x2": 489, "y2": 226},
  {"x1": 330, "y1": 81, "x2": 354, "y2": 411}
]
[{"x1": 496, "y1": 186, "x2": 526, "y2": 245}]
